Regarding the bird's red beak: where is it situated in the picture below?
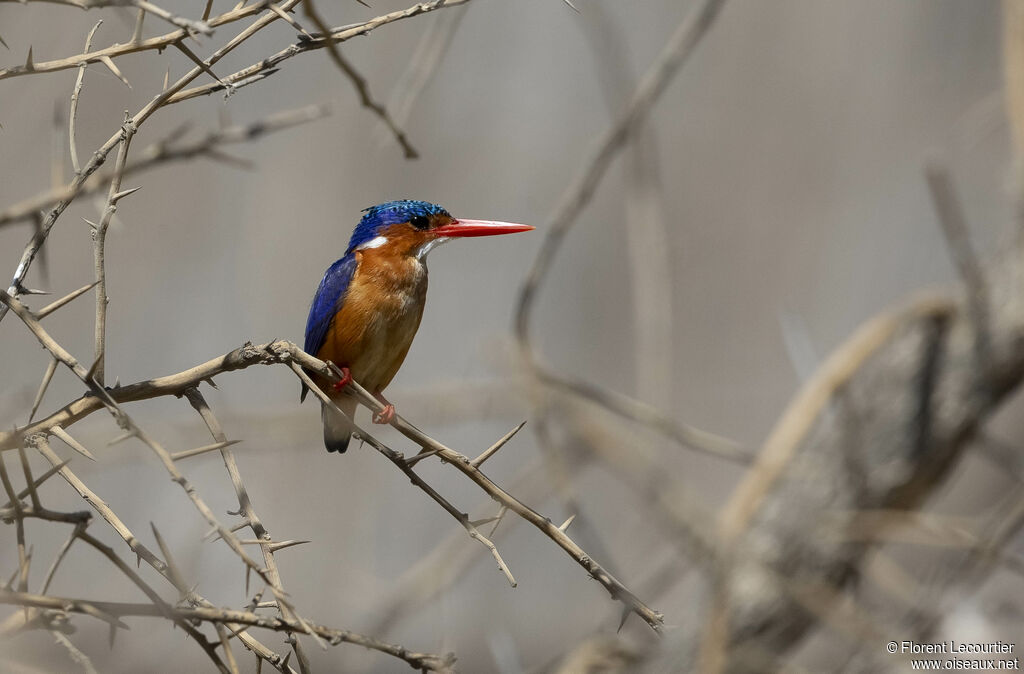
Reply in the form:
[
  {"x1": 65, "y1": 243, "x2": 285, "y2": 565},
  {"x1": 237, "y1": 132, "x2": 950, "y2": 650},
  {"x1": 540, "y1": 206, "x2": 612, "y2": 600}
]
[{"x1": 431, "y1": 218, "x2": 535, "y2": 238}]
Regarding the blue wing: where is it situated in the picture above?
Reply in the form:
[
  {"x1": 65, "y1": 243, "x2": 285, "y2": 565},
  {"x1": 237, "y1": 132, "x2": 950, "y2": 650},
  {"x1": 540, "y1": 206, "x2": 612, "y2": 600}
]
[{"x1": 301, "y1": 254, "x2": 358, "y2": 401}]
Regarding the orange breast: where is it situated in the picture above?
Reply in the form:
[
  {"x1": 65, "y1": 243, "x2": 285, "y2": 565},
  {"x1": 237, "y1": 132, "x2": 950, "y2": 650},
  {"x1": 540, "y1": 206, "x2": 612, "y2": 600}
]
[{"x1": 315, "y1": 248, "x2": 428, "y2": 394}]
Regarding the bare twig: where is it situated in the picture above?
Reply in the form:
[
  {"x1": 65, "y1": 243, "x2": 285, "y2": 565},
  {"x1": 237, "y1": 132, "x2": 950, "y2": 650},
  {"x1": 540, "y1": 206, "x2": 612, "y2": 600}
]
[
  {"x1": 378, "y1": 4, "x2": 468, "y2": 147},
  {"x1": 0, "y1": 589, "x2": 456, "y2": 671},
  {"x1": 0, "y1": 0, "x2": 304, "y2": 327},
  {"x1": 165, "y1": 0, "x2": 475, "y2": 104},
  {"x1": 183, "y1": 387, "x2": 312, "y2": 672},
  {"x1": 28, "y1": 357, "x2": 59, "y2": 423},
  {"x1": 0, "y1": 332, "x2": 662, "y2": 629},
  {"x1": 0, "y1": 0, "x2": 270, "y2": 80},
  {"x1": 510, "y1": 0, "x2": 742, "y2": 465},
  {"x1": 69, "y1": 21, "x2": 103, "y2": 175},
  {"x1": 302, "y1": 0, "x2": 418, "y2": 157},
  {"x1": 924, "y1": 159, "x2": 992, "y2": 375},
  {"x1": 91, "y1": 114, "x2": 138, "y2": 385},
  {"x1": 0, "y1": 106, "x2": 328, "y2": 228},
  {"x1": 290, "y1": 363, "x2": 518, "y2": 588}
]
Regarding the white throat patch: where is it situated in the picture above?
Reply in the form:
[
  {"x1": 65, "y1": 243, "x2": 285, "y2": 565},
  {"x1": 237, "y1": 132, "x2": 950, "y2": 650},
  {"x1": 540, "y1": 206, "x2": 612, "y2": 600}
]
[
  {"x1": 356, "y1": 235, "x2": 388, "y2": 251},
  {"x1": 416, "y1": 237, "x2": 451, "y2": 261}
]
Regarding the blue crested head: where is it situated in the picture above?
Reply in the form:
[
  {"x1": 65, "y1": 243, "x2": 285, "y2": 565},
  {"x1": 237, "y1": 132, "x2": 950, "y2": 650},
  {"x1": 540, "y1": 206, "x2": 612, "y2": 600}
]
[{"x1": 347, "y1": 200, "x2": 450, "y2": 253}]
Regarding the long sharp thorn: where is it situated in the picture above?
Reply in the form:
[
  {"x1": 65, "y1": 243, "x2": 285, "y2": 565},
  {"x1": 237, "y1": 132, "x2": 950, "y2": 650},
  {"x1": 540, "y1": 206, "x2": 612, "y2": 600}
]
[
  {"x1": 170, "y1": 439, "x2": 241, "y2": 461},
  {"x1": 36, "y1": 281, "x2": 100, "y2": 319},
  {"x1": 19, "y1": 287, "x2": 49, "y2": 296},
  {"x1": 3, "y1": 460, "x2": 70, "y2": 510},
  {"x1": 404, "y1": 447, "x2": 441, "y2": 466},
  {"x1": 267, "y1": 540, "x2": 310, "y2": 553},
  {"x1": 0, "y1": 33, "x2": 8, "y2": 49},
  {"x1": 162, "y1": 66, "x2": 170, "y2": 91},
  {"x1": 151, "y1": 522, "x2": 188, "y2": 592},
  {"x1": 111, "y1": 186, "x2": 142, "y2": 203},
  {"x1": 3, "y1": 566, "x2": 18, "y2": 591},
  {"x1": 29, "y1": 357, "x2": 59, "y2": 422},
  {"x1": 558, "y1": 514, "x2": 576, "y2": 533},
  {"x1": 469, "y1": 515, "x2": 500, "y2": 528},
  {"x1": 202, "y1": 524, "x2": 221, "y2": 542},
  {"x1": 24, "y1": 46, "x2": 33, "y2": 70},
  {"x1": 107, "y1": 430, "x2": 137, "y2": 447},
  {"x1": 99, "y1": 56, "x2": 131, "y2": 88},
  {"x1": 268, "y1": 3, "x2": 310, "y2": 37},
  {"x1": 617, "y1": 606, "x2": 631, "y2": 633},
  {"x1": 471, "y1": 421, "x2": 527, "y2": 468},
  {"x1": 84, "y1": 355, "x2": 103, "y2": 383},
  {"x1": 131, "y1": 8, "x2": 145, "y2": 43},
  {"x1": 488, "y1": 505, "x2": 508, "y2": 536},
  {"x1": 174, "y1": 42, "x2": 227, "y2": 88},
  {"x1": 50, "y1": 427, "x2": 96, "y2": 461}
]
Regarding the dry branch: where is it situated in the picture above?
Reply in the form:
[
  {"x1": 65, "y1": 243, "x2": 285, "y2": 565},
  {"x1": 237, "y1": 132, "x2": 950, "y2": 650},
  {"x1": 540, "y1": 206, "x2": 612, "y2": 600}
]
[
  {"x1": 0, "y1": 0, "x2": 305, "y2": 326},
  {"x1": 0, "y1": 589, "x2": 455, "y2": 671},
  {"x1": 0, "y1": 0, "x2": 272, "y2": 81},
  {"x1": 164, "y1": 0, "x2": 474, "y2": 105},
  {"x1": 0, "y1": 106, "x2": 328, "y2": 228},
  {"x1": 0, "y1": 320, "x2": 661, "y2": 630},
  {"x1": 512, "y1": 0, "x2": 740, "y2": 465},
  {"x1": 687, "y1": 246, "x2": 1024, "y2": 671},
  {"x1": 0, "y1": 0, "x2": 551, "y2": 670}
]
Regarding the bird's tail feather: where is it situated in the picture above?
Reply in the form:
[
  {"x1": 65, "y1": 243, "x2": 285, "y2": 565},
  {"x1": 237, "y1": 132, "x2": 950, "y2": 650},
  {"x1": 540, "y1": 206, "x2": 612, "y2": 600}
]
[{"x1": 322, "y1": 397, "x2": 357, "y2": 454}]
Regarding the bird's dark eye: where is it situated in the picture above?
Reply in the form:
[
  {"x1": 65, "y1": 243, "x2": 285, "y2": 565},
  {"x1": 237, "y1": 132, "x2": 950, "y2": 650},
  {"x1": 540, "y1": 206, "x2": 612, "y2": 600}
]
[{"x1": 410, "y1": 215, "x2": 430, "y2": 230}]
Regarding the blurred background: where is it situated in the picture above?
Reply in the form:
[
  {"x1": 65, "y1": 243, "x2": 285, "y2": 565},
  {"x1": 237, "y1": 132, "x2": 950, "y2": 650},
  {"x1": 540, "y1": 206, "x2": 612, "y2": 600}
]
[{"x1": 0, "y1": 0, "x2": 1020, "y2": 671}]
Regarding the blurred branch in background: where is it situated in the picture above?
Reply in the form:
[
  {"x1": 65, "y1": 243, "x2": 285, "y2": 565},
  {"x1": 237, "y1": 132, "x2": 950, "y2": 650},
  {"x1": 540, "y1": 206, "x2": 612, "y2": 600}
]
[
  {"x1": 0, "y1": 0, "x2": 658, "y2": 669},
  {"x1": 0, "y1": 105, "x2": 330, "y2": 228},
  {"x1": 3, "y1": 0, "x2": 1024, "y2": 672},
  {"x1": 376, "y1": 4, "x2": 469, "y2": 152}
]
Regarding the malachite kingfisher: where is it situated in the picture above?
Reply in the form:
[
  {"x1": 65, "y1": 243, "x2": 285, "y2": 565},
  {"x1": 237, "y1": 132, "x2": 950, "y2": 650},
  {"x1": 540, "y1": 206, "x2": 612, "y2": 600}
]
[{"x1": 302, "y1": 199, "x2": 534, "y2": 453}]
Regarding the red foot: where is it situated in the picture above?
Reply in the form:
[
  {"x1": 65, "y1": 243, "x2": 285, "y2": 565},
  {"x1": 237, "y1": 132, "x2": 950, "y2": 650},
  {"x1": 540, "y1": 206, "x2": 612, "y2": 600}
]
[
  {"x1": 332, "y1": 366, "x2": 352, "y2": 392},
  {"x1": 373, "y1": 404, "x2": 395, "y2": 425},
  {"x1": 372, "y1": 390, "x2": 395, "y2": 424}
]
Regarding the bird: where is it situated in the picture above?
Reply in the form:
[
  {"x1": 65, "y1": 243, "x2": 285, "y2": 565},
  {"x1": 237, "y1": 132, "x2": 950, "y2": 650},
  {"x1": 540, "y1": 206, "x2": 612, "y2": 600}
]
[{"x1": 302, "y1": 199, "x2": 534, "y2": 453}]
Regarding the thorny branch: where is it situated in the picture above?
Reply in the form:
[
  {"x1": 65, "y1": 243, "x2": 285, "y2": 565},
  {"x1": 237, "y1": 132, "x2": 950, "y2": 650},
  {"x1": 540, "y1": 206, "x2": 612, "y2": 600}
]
[
  {"x1": 0, "y1": 290, "x2": 662, "y2": 631},
  {"x1": 6, "y1": 0, "x2": 1022, "y2": 671},
  {"x1": 0, "y1": 0, "x2": 519, "y2": 669},
  {"x1": 0, "y1": 589, "x2": 455, "y2": 671},
  {"x1": 0, "y1": 105, "x2": 330, "y2": 228},
  {"x1": 513, "y1": 0, "x2": 740, "y2": 465},
  {"x1": 0, "y1": 0, "x2": 464, "y2": 324},
  {"x1": 0, "y1": 0, "x2": 306, "y2": 326}
]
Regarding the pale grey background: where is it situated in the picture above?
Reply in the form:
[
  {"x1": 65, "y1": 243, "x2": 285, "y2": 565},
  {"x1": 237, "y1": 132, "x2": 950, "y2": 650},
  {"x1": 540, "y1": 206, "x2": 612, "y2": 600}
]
[{"x1": 0, "y1": 1, "x2": 1019, "y2": 671}]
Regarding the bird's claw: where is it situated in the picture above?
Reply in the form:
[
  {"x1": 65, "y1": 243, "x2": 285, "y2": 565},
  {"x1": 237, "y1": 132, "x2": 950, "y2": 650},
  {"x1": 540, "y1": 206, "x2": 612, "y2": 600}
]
[
  {"x1": 332, "y1": 366, "x2": 352, "y2": 392},
  {"x1": 373, "y1": 404, "x2": 395, "y2": 424}
]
